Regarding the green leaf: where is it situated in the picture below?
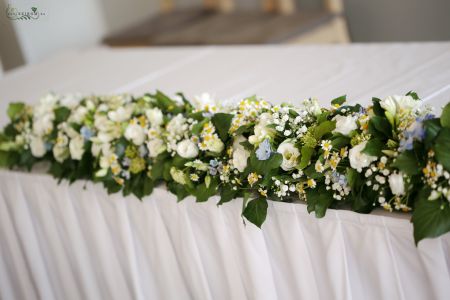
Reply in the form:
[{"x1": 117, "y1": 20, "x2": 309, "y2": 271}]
[
  {"x1": 249, "y1": 152, "x2": 282, "y2": 174},
  {"x1": 298, "y1": 146, "x2": 314, "y2": 169},
  {"x1": 313, "y1": 120, "x2": 336, "y2": 139},
  {"x1": 372, "y1": 98, "x2": 384, "y2": 117},
  {"x1": 423, "y1": 118, "x2": 441, "y2": 147},
  {"x1": 406, "y1": 91, "x2": 420, "y2": 100},
  {"x1": 331, "y1": 95, "x2": 346, "y2": 106},
  {"x1": 242, "y1": 198, "x2": 268, "y2": 228},
  {"x1": 440, "y1": 102, "x2": 450, "y2": 129},
  {"x1": 412, "y1": 188, "x2": 450, "y2": 244},
  {"x1": 391, "y1": 150, "x2": 420, "y2": 175},
  {"x1": 218, "y1": 185, "x2": 238, "y2": 205},
  {"x1": 435, "y1": 128, "x2": 450, "y2": 170},
  {"x1": 7, "y1": 102, "x2": 25, "y2": 120},
  {"x1": 331, "y1": 135, "x2": 350, "y2": 149},
  {"x1": 153, "y1": 90, "x2": 179, "y2": 112},
  {"x1": 211, "y1": 113, "x2": 234, "y2": 142},
  {"x1": 189, "y1": 178, "x2": 218, "y2": 202},
  {"x1": 369, "y1": 116, "x2": 391, "y2": 138},
  {"x1": 54, "y1": 106, "x2": 71, "y2": 123},
  {"x1": 167, "y1": 182, "x2": 189, "y2": 201},
  {"x1": 305, "y1": 187, "x2": 333, "y2": 218},
  {"x1": 362, "y1": 138, "x2": 383, "y2": 156}
]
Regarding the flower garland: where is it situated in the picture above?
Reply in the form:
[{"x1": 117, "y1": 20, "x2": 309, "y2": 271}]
[{"x1": 1, "y1": 91, "x2": 450, "y2": 244}]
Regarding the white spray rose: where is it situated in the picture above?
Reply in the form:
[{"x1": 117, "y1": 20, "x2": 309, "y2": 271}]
[
  {"x1": 333, "y1": 115, "x2": 357, "y2": 136},
  {"x1": 147, "y1": 138, "x2": 166, "y2": 158},
  {"x1": 125, "y1": 123, "x2": 146, "y2": 146},
  {"x1": 166, "y1": 114, "x2": 187, "y2": 136},
  {"x1": 176, "y1": 139, "x2": 199, "y2": 158},
  {"x1": 389, "y1": 172, "x2": 405, "y2": 196},
  {"x1": 277, "y1": 140, "x2": 300, "y2": 171},
  {"x1": 349, "y1": 141, "x2": 377, "y2": 172},
  {"x1": 107, "y1": 106, "x2": 133, "y2": 122},
  {"x1": 69, "y1": 135, "x2": 85, "y2": 160},
  {"x1": 205, "y1": 138, "x2": 224, "y2": 153},
  {"x1": 232, "y1": 135, "x2": 250, "y2": 172},
  {"x1": 70, "y1": 106, "x2": 88, "y2": 124},
  {"x1": 30, "y1": 136, "x2": 46, "y2": 157},
  {"x1": 193, "y1": 93, "x2": 217, "y2": 111},
  {"x1": 146, "y1": 108, "x2": 164, "y2": 127},
  {"x1": 53, "y1": 145, "x2": 69, "y2": 163}
]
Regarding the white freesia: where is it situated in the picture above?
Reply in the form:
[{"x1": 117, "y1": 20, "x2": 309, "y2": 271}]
[
  {"x1": 125, "y1": 123, "x2": 146, "y2": 146},
  {"x1": 333, "y1": 115, "x2": 357, "y2": 136},
  {"x1": 34, "y1": 93, "x2": 58, "y2": 118},
  {"x1": 146, "y1": 108, "x2": 164, "y2": 127},
  {"x1": 349, "y1": 141, "x2": 378, "y2": 172},
  {"x1": 147, "y1": 138, "x2": 166, "y2": 158},
  {"x1": 69, "y1": 135, "x2": 85, "y2": 160},
  {"x1": 176, "y1": 139, "x2": 199, "y2": 158},
  {"x1": 380, "y1": 95, "x2": 419, "y2": 116},
  {"x1": 60, "y1": 94, "x2": 82, "y2": 108},
  {"x1": 388, "y1": 172, "x2": 405, "y2": 196},
  {"x1": 277, "y1": 140, "x2": 300, "y2": 171},
  {"x1": 232, "y1": 135, "x2": 250, "y2": 172},
  {"x1": 108, "y1": 106, "x2": 133, "y2": 122},
  {"x1": 170, "y1": 167, "x2": 187, "y2": 185},
  {"x1": 30, "y1": 136, "x2": 46, "y2": 157},
  {"x1": 249, "y1": 112, "x2": 275, "y2": 144}
]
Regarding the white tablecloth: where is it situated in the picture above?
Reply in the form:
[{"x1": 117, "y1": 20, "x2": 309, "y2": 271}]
[{"x1": 1, "y1": 43, "x2": 450, "y2": 300}]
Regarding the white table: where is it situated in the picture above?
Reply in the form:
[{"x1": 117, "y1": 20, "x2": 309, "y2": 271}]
[{"x1": 1, "y1": 44, "x2": 450, "y2": 300}]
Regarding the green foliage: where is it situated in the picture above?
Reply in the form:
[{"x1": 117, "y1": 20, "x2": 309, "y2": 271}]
[
  {"x1": 362, "y1": 138, "x2": 383, "y2": 156},
  {"x1": 7, "y1": 102, "x2": 25, "y2": 120},
  {"x1": 249, "y1": 152, "x2": 282, "y2": 174},
  {"x1": 305, "y1": 187, "x2": 333, "y2": 218},
  {"x1": 391, "y1": 150, "x2": 420, "y2": 175},
  {"x1": 369, "y1": 116, "x2": 391, "y2": 138},
  {"x1": 331, "y1": 95, "x2": 346, "y2": 106},
  {"x1": 313, "y1": 120, "x2": 336, "y2": 140},
  {"x1": 412, "y1": 188, "x2": 450, "y2": 244},
  {"x1": 434, "y1": 128, "x2": 450, "y2": 171},
  {"x1": 211, "y1": 113, "x2": 234, "y2": 142},
  {"x1": 441, "y1": 102, "x2": 450, "y2": 128},
  {"x1": 54, "y1": 106, "x2": 71, "y2": 123},
  {"x1": 242, "y1": 198, "x2": 268, "y2": 228}
]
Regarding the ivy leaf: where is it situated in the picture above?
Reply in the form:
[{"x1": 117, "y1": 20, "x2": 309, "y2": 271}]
[
  {"x1": 371, "y1": 98, "x2": 385, "y2": 117},
  {"x1": 440, "y1": 102, "x2": 450, "y2": 129},
  {"x1": 331, "y1": 95, "x2": 346, "y2": 106},
  {"x1": 391, "y1": 150, "x2": 420, "y2": 175},
  {"x1": 423, "y1": 118, "x2": 441, "y2": 148},
  {"x1": 153, "y1": 90, "x2": 179, "y2": 112},
  {"x1": 362, "y1": 138, "x2": 383, "y2": 156},
  {"x1": 167, "y1": 182, "x2": 189, "y2": 202},
  {"x1": 249, "y1": 152, "x2": 282, "y2": 174},
  {"x1": 412, "y1": 188, "x2": 450, "y2": 244},
  {"x1": 406, "y1": 91, "x2": 420, "y2": 100},
  {"x1": 211, "y1": 113, "x2": 234, "y2": 142},
  {"x1": 305, "y1": 187, "x2": 333, "y2": 218},
  {"x1": 189, "y1": 178, "x2": 218, "y2": 202},
  {"x1": 331, "y1": 135, "x2": 350, "y2": 149},
  {"x1": 242, "y1": 198, "x2": 268, "y2": 228},
  {"x1": 434, "y1": 128, "x2": 450, "y2": 170},
  {"x1": 298, "y1": 146, "x2": 314, "y2": 169},
  {"x1": 7, "y1": 102, "x2": 25, "y2": 120}
]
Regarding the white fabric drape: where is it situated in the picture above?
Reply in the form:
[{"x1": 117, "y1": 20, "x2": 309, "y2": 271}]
[{"x1": 1, "y1": 170, "x2": 449, "y2": 300}]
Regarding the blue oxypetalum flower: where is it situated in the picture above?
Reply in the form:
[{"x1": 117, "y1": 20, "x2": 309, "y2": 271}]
[
  {"x1": 210, "y1": 159, "x2": 219, "y2": 167},
  {"x1": 256, "y1": 139, "x2": 272, "y2": 161},
  {"x1": 80, "y1": 126, "x2": 93, "y2": 140},
  {"x1": 209, "y1": 166, "x2": 218, "y2": 176}
]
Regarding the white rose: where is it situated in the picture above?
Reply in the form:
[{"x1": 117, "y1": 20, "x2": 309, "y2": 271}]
[
  {"x1": 125, "y1": 123, "x2": 146, "y2": 146},
  {"x1": 30, "y1": 136, "x2": 46, "y2": 157},
  {"x1": 176, "y1": 139, "x2": 199, "y2": 158},
  {"x1": 232, "y1": 135, "x2": 250, "y2": 172},
  {"x1": 91, "y1": 142, "x2": 102, "y2": 157},
  {"x1": 108, "y1": 106, "x2": 133, "y2": 122},
  {"x1": 146, "y1": 108, "x2": 164, "y2": 127},
  {"x1": 389, "y1": 172, "x2": 405, "y2": 196},
  {"x1": 333, "y1": 115, "x2": 357, "y2": 136},
  {"x1": 277, "y1": 140, "x2": 300, "y2": 171},
  {"x1": 380, "y1": 96, "x2": 398, "y2": 116},
  {"x1": 69, "y1": 135, "x2": 85, "y2": 160},
  {"x1": 206, "y1": 138, "x2": 224, "y2": 153},
  {"x1": 147, "y1": 138, "x2": 166, "y2": 158},
  {"x1": 349, "y1": 141, "x2": 378, "y2": 172}
]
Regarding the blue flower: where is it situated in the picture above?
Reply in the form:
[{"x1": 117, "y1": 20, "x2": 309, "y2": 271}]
[
  {"x1": 210, "y1": 159, "x2": 219, "y2": 167},
  {"x1": 399, "y1": 136, "x2": 414, "y2": 151},
  {"x1": 80, "y1": 126, "x2": 93, "y2": 141},
  {"x1": 256, "y1": 139, "x2": 272, "y2": 161},
  {"x1": 209, "y1": 166, "x2": 218, "y2": 176}
]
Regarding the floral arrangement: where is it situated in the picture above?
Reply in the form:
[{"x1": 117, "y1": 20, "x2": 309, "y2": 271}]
[{"x1": 1, "y1": 91, "x2": 450, "y2": 244}]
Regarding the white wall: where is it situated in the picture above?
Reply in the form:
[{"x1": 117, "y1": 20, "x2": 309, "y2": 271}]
[{"x1": 0, "y1": 0, "x2": 159, "y2": 69}]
